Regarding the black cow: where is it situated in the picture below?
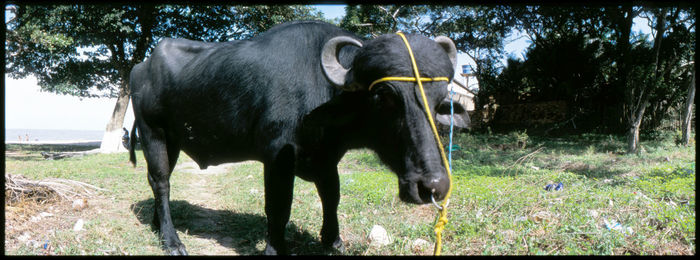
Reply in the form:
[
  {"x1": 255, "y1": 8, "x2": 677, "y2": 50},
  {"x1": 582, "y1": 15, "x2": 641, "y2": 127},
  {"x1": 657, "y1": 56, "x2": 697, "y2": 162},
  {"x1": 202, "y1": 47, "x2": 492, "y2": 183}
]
[{"x1": 129, "y1": 20, "x2": 468, "y2": 255}]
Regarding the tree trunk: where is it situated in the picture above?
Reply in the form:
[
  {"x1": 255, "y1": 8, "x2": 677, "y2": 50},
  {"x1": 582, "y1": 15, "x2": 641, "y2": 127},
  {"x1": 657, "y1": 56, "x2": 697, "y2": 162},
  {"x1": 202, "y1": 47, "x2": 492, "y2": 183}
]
[
  {"x1": 626, "y1": 8, "x2": 666, "y2": 154},
  {"x1": 616, "y1": 4, "x2": 636, "y2": 153},
  {"x1": 681, "y1": 70, "x2": 696, "y2": 145},
  {"x1": 100, "y1": 82, "x2": 130, "y2": 153},
  {"x1": 627, "y1": 100, "x2": 648, "y2": 153},
  {"x1": 98, "y1": 6, "x2": 153, "y2": 153}
]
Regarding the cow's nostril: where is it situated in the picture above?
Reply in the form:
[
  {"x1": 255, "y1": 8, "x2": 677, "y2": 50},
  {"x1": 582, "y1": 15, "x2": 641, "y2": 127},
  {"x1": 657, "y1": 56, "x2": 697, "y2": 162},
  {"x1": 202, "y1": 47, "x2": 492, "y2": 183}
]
[{"x1": 426, "y1": 176, "x2": 449, "y2": 201}]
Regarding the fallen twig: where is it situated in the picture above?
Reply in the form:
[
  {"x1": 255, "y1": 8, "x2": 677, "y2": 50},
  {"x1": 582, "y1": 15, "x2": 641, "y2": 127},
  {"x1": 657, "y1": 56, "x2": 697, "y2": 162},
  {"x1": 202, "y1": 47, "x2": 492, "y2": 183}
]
[
  {"x1": 40, "y1": 148, "x2": 101, "y2": 160},
  {"x1": 5, "y1": 173, "x2": 108, "y2": 203},
  {"x1": 503, "y1": 146, "x2": 544, "y2": 176}
]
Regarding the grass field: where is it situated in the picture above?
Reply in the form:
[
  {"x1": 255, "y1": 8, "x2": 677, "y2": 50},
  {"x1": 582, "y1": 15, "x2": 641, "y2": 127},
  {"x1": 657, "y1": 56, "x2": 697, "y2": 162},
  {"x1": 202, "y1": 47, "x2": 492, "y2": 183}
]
[{"x1": 4, "y1": 132, "x2": 695, "y2": 255}]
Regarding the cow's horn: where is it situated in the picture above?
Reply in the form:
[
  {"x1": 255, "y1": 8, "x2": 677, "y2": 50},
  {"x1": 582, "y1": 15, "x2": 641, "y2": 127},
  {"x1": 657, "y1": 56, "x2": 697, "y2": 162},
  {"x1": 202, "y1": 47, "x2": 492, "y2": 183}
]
[
  {"x1": 321, "y1": 36, "x2": 363, "y2": 90},
  {"x1": 434, "y1": 36, "x2": 457, "y2": 69}
]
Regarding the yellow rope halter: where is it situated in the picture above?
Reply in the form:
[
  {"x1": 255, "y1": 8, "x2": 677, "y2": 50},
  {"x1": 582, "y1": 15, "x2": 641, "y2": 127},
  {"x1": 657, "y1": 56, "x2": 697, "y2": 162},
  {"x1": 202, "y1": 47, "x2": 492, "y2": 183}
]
[{"x1": 370, "y1": 32, "x2": 453, "y2": 256}]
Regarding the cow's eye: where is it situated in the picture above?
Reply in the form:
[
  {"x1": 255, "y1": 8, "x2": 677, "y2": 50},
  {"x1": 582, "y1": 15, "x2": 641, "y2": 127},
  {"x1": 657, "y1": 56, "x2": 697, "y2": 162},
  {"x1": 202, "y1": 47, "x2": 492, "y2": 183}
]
[{"x1": 372, "y1": 86, "x2": 399, "y2": 114}]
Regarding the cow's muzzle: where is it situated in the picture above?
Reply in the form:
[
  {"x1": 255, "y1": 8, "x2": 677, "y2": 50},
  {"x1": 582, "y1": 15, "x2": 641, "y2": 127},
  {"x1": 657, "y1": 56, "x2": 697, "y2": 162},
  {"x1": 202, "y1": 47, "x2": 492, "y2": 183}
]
[{"x1": 399, "y1": 174, "x2": 450, "y2": 204}]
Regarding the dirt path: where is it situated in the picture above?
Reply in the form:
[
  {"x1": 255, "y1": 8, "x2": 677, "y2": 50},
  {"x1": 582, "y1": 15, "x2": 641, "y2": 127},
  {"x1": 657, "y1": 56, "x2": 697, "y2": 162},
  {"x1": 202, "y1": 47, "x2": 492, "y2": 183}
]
[{"x1": 172, "y1": 160, "x2": 241, "y2": 255}]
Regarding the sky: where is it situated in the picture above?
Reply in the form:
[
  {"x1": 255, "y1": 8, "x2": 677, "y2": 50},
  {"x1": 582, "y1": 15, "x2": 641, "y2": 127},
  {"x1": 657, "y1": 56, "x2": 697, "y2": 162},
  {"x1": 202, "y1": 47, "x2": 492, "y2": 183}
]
[{"x1": 4, "y1": 5, "x2": 651, "y2": 131}]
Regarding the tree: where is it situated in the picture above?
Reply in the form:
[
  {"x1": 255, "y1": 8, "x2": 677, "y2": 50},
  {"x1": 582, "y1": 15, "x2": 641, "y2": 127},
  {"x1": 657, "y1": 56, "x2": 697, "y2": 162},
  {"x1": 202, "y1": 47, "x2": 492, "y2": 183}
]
[
  {"x1": 340, "y1": 5, "x2": 430, "y2": 38},
  {"x1": 615, "y1": 6, "x2": 695, "y2": 153},
  {"x1": 681, "y1": 69, "x2": 695, "y2": 146},
  {"x1": 468, "y1": 4, "x2": 694, "y2": 139},
  {"x1": 424, "y1": 5, "x2": 517, "y2": 99},
  {"x1": 5, "y1": 4, "x2": 323, "y2": 152}
]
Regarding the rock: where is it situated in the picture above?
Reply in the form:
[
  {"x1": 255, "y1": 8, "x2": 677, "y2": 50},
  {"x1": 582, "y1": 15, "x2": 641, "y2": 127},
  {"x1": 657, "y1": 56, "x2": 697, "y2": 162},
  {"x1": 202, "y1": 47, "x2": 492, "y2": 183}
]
[
  {"x1": 501, "y1": 230, "x2": 517, "y2": 244},
  {"x1": 368, "y1": 225, "x2": 391, "y2": 247},
  {"x1": 31, "y1": 212, "x2": 53, "y2": 222},
  {"x1": 475, "y1": 208, "x2": 483, "y2": 220},
  {"x1": 73, "y1": 219, "x2": 85, "y2": 232},
  {"x1": 28, "y1": 239, "x2": 41, "y2": 248},
  {"x1": 18, "y1": 232, "x2": 31, "y2": 242},
  {"x1": 530, "y1": 211, "x2": 553, "y2": 223},
  {"x1": 588, "y1": 209, "x2": 599, "y2": 219},
  {"x1": 411, "y1": 238, "x2": 433, "y2": 254},
  {"x1": 514, "y1": 216, "x2": 528, "y2": 223},
  {"x1": 72, "y1": 198, "x2": 88, "y2": 211}
]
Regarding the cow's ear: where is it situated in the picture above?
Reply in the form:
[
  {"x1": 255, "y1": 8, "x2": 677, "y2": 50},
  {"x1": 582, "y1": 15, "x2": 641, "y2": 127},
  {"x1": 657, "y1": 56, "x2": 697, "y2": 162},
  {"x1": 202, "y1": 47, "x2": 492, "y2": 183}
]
[
  {"x1": 436, "y1": 100, "x2": 470, "y2": 129},
  {"x1": 437, "y1": 99, "x2": 466, "y2": 115},
  {"x1": 434, "y1": 36, "x2": 457, "y2": 69},
  {"x1": 303, "y1": 94, "x2": 363, "y2": 127}
]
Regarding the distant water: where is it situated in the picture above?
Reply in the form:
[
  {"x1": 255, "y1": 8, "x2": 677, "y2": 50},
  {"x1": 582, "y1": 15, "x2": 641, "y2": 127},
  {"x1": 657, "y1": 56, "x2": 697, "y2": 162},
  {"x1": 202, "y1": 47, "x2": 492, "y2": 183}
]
[{"x1": 5, "y1": 128, "x2": 104, "y2": 142}]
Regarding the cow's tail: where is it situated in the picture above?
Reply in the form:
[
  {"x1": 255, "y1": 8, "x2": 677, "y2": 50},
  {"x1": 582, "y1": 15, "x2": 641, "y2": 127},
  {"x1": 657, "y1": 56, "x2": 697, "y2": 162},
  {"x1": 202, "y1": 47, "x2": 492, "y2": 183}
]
[{"x1": 129, "y1": 122, "x2": 138, "y2": 166}]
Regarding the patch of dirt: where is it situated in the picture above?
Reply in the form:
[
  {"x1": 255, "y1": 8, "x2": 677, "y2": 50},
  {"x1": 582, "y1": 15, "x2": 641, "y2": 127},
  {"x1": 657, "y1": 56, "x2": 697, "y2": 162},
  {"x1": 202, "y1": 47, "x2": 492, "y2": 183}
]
[
  {"x1": 174, "y1": 160, "x2": 257, "y2": 175},
  {"x1": 172, "y1": 161, "x2": 240, "y2": 255},
  {"x1": 174, "y1": 162, "x2": 235, "y2": 175},
  {"x1": 4, "y1": 193, "x2": 96, "y2": 255}
]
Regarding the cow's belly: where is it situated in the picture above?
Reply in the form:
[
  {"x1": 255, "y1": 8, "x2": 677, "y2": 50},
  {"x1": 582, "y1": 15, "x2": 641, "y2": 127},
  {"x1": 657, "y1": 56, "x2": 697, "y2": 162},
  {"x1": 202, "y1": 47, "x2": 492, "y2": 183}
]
[
  {"x1": 180, "y1": 140, "x2": 260, "y2": 169},
  {"x1": 173, "y1": 119, "x2": 261, "y2": 168}
]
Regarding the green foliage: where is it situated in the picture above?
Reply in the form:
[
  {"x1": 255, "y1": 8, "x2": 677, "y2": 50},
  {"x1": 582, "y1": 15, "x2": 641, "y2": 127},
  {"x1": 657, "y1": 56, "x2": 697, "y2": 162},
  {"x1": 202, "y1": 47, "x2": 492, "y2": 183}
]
[
  {"x1": 338, "y1": 5, "x2": 516, "y2": 94},
  {"x1": 5, "y1": 5, "x2": 324, "y2": 98},
  {"x1": 340, "y1": 5, "x2": 429, "y2": 38},
  {"x1": 426, "y1": 6, "x2": 517, "y2": 90},
  {"x1": 476, "y1": 5, "x2": 695, "y2": 137}
]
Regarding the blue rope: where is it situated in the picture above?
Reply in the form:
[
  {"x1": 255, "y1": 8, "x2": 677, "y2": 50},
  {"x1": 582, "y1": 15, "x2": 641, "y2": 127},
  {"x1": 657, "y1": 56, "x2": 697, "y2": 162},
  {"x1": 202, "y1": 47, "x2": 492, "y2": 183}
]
[{"x1": 448, "y1": 88, "x2": 454, "y2": 172}]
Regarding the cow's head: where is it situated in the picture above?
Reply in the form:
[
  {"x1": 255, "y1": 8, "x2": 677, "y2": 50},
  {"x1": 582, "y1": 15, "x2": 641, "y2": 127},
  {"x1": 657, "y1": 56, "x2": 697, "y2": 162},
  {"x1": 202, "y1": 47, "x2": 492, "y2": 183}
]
[{"x1": 307, "y1": 33, "x2": 468, "y2": 204}]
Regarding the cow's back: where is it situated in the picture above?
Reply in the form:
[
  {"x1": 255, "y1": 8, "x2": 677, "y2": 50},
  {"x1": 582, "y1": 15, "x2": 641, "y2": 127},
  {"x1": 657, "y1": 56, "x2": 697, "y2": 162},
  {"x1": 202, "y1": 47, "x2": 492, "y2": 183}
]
[{"x1": 131, "y1": 21, "x2": 360, "y2": 167}]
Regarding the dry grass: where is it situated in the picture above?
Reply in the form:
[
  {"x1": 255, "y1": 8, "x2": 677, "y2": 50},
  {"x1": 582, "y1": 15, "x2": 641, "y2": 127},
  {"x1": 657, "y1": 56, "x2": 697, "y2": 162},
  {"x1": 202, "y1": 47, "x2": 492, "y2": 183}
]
[
  {"x1": 4, "y1": 133, "x2": 695, "y2": 255},
  {"x1": 6, "y1": 173, "x2": 108, "y2": 203},
  {"x1": 4, "y1": 172, "x2": 112, "y2": 255}
]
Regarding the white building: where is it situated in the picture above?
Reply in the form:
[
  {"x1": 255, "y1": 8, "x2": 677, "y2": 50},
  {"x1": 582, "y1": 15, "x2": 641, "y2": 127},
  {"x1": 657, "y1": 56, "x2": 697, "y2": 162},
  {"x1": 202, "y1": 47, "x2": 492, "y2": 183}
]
[{"x1": 447, "y1": 77, "x2": 476, "y2": 112}]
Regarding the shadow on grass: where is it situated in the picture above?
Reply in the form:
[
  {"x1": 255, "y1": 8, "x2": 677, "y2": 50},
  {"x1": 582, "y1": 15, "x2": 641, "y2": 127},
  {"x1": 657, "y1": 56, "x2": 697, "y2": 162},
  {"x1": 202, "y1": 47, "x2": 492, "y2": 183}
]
[
  {"x1": 130, "y1": 199, "x2": 331, "y2": 255},
  {"x1": 5, "y1": 144, "x2": 104, "y2": 162},
  {"x1": 451, "y1": 147, "x2": 631, "y2": 179},
  {"x1": 4, "y1": 154, "x2": 46, "y2": 162},
  {"x1": 5, "y1": 144, "x2": 101, "y2": 153}
]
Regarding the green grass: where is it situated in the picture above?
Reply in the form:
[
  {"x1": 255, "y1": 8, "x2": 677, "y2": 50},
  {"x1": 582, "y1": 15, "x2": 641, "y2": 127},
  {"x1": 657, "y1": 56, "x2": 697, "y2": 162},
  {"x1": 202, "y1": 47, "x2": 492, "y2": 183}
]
[{"x1": 4, "y1": 132, "x2": 695, "y2": 255}]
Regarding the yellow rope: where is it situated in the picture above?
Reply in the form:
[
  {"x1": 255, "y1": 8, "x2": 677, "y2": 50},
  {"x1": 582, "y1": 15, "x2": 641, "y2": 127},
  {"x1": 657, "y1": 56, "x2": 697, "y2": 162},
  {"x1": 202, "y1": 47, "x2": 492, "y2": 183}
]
[
  {"x1": 393, "y1": 32, "x2": 453, "y2": 256},
  {"x1": 368, "y1": 77, "x2": 449, "y2": 91}
]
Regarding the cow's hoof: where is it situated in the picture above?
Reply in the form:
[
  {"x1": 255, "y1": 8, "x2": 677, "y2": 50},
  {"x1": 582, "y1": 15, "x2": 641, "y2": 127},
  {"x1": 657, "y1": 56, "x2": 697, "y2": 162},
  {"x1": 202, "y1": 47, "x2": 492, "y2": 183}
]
[
  {"x1": 166, "y1": 244, "x2": 188, "y2": 255},
  {"x1": 263, "y1": 243, "x2": 284, "y2": 255},
  {"x1": 324, "y1": 236, "x2": 345, "y2": 254},
  {"x1": 332, "y1": 238, "x2": 346, "y2": 254}
]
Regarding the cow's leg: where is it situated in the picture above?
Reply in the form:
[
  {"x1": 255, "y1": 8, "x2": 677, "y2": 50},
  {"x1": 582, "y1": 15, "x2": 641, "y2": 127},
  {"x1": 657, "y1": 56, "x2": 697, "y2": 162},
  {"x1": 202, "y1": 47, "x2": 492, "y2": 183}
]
[
  {"x1": 314, "y1": 167, "x2": 344, "y2": 253},
  {"x1": 263, "y1": 145, "x2": 295, "y2": 255},
  {"x1": 148, "y1": 141, "x2": 180, "y2": 230},
  {"x1": 140, "y1": 125, "x2": 187, "y2": 255}
]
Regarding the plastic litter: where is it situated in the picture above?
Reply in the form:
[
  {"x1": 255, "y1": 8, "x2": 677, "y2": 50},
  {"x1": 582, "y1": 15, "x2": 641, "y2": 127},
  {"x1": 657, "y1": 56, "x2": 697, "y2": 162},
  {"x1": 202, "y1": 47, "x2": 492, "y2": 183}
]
[
  {"x1": 73, "y1": 219, "x2": 85, "y2": 232},
  {"x1": 604, "y1": 218, "x2": 633, "y2": 235},
  {"x1": 445, "y1": 144, "x2": 461, "y2": 151},
  {"x1": 544, "y1": 182, "x2": 563, "y2": 191}
]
